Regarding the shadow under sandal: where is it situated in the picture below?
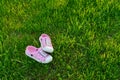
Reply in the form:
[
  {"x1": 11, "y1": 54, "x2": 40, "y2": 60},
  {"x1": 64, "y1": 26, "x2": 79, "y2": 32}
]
[
  {"x1": 39, "y1": 34, "x2": 54, "y2": 53},
  {"x1": 25, "y1": 46, "x2": 53, "y2": 63}
]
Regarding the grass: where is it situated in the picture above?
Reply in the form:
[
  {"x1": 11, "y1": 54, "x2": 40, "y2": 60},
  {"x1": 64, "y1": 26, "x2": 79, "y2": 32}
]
[{"x1": 0, "y1": 0, "x2": 120, "y2": 79}]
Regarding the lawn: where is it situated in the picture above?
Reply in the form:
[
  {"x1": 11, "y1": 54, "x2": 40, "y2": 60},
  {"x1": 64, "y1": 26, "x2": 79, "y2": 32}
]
[{"x1": 0, "y1": 0, "x2": 120, "y2": 80}]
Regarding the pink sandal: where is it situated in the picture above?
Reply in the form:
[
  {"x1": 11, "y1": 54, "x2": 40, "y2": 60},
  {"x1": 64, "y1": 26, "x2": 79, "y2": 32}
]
[
  {"x1": 25, "y1": 46, "x2": 53, "y2": 63},
  {"x1": 39, "y1": 34, "x2": 54, "y2": 53}
]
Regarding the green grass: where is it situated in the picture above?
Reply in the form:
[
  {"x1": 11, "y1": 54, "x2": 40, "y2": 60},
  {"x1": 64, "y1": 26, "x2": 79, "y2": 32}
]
[{"x1": 0, "y1": 0, "x2": 120, "y2": 79}]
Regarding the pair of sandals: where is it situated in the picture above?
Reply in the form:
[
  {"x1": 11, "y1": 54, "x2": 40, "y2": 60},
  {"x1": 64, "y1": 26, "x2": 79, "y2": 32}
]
[{"x1": 25, "y1": 34, "x2": 54, "y2": 63}]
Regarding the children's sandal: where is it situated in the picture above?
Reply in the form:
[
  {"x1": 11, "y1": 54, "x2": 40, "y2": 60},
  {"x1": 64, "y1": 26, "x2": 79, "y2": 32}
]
[
  {"x1": 25, "y1": 46, "x2": 53, "y2": 63},
  {"x1": 39, "y1": 34, "x2": 54, "y2": 53}
]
